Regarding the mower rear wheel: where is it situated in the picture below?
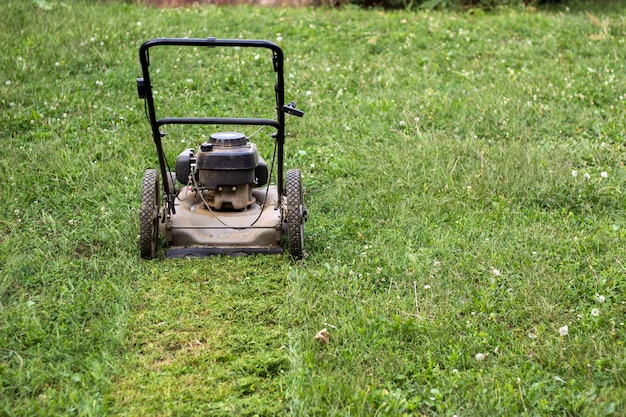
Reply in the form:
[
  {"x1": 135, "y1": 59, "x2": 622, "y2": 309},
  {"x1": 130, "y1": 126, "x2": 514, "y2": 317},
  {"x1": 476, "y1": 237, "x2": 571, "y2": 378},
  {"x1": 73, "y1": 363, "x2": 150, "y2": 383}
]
[
  {"x1": 285, "y1": 169, "x2": 305, "y2": 259},
  {"x1": 140, "y1": 169, "x2": 160, "y2": 259}
]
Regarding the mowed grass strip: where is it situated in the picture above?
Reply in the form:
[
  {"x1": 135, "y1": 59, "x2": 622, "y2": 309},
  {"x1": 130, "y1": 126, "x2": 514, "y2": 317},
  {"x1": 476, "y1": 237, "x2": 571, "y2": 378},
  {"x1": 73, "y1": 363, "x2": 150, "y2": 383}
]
[
  {"x1": 113, "y1": 259, "x2": 293, "y2": 416},
  {"x1": 1, "y1": 1, "x2": 625, "y2": 416}
]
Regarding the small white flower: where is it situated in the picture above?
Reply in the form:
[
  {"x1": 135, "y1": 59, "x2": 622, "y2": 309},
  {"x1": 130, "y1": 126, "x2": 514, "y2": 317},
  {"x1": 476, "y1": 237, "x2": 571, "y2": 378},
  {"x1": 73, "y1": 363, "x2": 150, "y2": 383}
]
[
  {"x1": 305, "y1": 90, "x2": 312, "y2": 96},
  {"x1": 559, "y1": 325, "x2": 569, "y2": 336},
  {"x1": 475, "y1": 352, "x2": 485, "y2": 361},
  {"x1": 584, "y1": 173, "x2": 591, "y2": 180},
  {"x1": 424, "y1": 284, "x2": 431, "y2": 290},
  {"x1": 490, "y1": 268, "x2": 501, "y2": 276},
  {"x1": 254, "y1": 54, "x2": 260, "y2": 60},
  {"x1": 276, "y1": 35, "x2": 283, "y2": 42},
  {"x1": 596, "y1": 294, "x2": 606, "y2": 303},
  {"x1": 591, "y1": 308, "x2": 600, "y2": 317},
  {"x1": 572, "y1": 170, "x2": 578, "y2": 177},
  {"x1": 136, "y1": 21, "x2": 142, "y2": 26},
  {"x1": 55, "y1": 62, "x2": 61, "y2": 67},
  {"x1": 399, "y1": 120, "x2": 406, "y2": 126},
  {"x1": 95, "y1": 80, "x2": 103, "y2": 87},
  {"x1": 600, "y1": 171, "x2": 608, "y2": 178},
  {"x1": 433, "y1": 260, "x2": 441, "y2": 267},
  {"x1": 186, "y1": 78, "x2": 193, "y2": 83},
  {"x1": 5, "y1": 80, "x2": 11, "y2": 85}
]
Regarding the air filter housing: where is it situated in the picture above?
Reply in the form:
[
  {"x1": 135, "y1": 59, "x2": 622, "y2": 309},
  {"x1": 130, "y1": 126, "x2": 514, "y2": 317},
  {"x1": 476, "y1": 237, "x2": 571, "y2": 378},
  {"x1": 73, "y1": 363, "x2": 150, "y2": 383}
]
[
  {"x1": 176, "y1": 131, "x2": 268, "y2": 210},
  {"x1": 195, "y1": 132, "x2": 259, "y2": 189}
]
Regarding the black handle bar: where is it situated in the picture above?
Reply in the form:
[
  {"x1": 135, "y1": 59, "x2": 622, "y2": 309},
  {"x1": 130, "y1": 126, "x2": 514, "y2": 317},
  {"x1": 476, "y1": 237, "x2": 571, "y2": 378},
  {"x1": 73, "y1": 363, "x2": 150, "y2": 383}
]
[{"x1": 156, "y1": 117, "x2": 280, "y2": 129}]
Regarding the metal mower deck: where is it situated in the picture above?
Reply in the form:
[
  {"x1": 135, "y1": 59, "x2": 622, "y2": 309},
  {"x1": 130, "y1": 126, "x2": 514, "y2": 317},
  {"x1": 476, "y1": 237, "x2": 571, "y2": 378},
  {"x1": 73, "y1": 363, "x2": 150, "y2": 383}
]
[{"x1": 162, "y1": 187, "x2": 283, "y2": 257}]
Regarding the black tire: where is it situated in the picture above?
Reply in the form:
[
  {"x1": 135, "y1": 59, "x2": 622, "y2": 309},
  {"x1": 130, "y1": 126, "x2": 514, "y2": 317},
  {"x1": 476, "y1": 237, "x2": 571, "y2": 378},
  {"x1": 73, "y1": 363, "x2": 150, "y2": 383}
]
[
  {"x1": 285, "y1": 169, "x2": 305, "y2": 259},
  {"x1": 140, "y1": 169, "x2": 159, "y2": 259}
]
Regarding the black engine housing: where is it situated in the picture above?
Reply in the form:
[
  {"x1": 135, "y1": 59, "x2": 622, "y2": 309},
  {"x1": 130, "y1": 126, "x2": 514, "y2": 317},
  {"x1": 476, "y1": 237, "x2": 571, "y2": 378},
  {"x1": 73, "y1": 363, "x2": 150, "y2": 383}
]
[{"x1": 175, "y1": 132, "x2": 268, "y2": 190}]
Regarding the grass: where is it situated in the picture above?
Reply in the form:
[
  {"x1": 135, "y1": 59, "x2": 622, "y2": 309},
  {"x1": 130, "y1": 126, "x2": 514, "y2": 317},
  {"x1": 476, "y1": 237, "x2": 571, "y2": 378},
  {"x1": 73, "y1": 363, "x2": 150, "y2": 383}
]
[
  {"x1": 114, "y1": 259, "x2": 293, "y2": 415},
  {"x1": 1, "y1": 0, "x2": 625, "y2": 415}
]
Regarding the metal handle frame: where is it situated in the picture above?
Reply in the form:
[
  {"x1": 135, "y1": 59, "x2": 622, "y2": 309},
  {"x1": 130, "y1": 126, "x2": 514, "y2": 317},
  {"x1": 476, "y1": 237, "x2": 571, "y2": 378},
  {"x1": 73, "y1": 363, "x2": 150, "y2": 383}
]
[{"x1": 138, "y1": 38, "x2": 287, "y2": 214}]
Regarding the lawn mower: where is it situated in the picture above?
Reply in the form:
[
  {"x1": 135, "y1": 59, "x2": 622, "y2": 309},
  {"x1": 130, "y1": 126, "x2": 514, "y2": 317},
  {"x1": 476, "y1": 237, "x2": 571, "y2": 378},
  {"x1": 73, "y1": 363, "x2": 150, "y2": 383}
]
[{"x1": 136, "y1": 37, "x2": 306, "y2": 259}]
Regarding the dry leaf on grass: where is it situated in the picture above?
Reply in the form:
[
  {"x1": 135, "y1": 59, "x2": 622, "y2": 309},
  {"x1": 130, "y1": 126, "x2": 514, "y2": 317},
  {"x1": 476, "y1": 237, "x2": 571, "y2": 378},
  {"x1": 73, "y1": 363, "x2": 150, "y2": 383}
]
[{"x1": 314, "y1": 328, "x2": 330, "y2": 344}]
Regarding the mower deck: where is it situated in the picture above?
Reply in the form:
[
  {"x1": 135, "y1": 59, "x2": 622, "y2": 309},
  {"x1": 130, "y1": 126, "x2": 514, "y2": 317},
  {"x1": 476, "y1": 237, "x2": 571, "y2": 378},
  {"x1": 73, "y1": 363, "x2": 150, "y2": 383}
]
[{"x1": 162, "y1": 187, "x2": 283, "y2": 257}]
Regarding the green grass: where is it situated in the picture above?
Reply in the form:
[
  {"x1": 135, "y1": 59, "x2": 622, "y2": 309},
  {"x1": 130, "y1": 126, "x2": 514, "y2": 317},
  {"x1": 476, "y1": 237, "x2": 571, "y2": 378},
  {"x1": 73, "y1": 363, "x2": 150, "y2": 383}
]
[{"x1": 1, "y1": 0, "x2": 625, "y2": 415}]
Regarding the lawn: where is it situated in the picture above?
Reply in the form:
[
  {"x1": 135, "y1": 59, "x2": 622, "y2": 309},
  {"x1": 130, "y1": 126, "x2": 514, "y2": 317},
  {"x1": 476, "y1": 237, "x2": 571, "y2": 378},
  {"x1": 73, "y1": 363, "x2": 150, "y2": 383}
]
[{"x1": 1, "y1": 0, "x2": 625, "y2": 415}]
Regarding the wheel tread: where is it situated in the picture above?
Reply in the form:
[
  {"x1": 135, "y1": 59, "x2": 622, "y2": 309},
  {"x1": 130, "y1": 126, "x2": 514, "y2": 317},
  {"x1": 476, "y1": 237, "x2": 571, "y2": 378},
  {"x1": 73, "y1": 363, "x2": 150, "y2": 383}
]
[
  {"x1": 140, "y1": 169, "x2": 159, "y2": 259},
  {"x1": 285, "y1": 169, "x2": 304, "y2": 259}
]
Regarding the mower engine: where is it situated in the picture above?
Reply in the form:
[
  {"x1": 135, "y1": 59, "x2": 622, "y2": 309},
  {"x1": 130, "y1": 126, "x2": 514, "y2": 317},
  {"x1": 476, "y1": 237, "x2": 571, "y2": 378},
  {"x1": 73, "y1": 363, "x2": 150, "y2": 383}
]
[{"x1": 175, "y1": 131, "x2": 268, "y2": 210}]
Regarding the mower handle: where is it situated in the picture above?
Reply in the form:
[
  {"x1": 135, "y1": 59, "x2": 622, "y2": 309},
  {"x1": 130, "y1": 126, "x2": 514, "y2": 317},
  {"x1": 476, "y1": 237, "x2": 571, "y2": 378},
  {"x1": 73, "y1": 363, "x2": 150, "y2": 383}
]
[
  {"x1": 139, "y1": 37, "x2": 284, "y2": 66},
  {"x1": 156, "y1": 117, "x2": 280, "y2": 130},
  {"x1": 138, "y1": 37, "x2": 286, "y2": 129}
]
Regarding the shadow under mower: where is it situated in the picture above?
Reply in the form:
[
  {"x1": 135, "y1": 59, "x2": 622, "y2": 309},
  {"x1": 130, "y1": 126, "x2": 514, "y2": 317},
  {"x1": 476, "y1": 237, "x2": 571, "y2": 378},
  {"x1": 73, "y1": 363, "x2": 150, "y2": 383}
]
[{"x1": 136, "y1": 37, "x2": 306, "y2": 259}]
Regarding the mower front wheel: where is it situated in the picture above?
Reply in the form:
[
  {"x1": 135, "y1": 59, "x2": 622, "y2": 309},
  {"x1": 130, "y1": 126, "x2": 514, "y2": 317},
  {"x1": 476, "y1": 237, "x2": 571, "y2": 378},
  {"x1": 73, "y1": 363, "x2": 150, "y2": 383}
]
[
  {"x1": 285, "y1": 169, "x2": 305, "y2": 259},
  {"x1": 140, "y1": 169, "x2": 160, "y2": 259}
]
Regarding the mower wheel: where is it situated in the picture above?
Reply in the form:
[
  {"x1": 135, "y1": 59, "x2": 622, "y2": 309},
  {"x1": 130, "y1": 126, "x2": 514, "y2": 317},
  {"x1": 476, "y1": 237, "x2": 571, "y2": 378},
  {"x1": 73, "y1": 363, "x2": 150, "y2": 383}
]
[
  {"x1": 285, "y1": 169, "x2": 305, "y2": 259},
  {"x1": 140, "y1": 169, "x2": 160, "y2": 259}
]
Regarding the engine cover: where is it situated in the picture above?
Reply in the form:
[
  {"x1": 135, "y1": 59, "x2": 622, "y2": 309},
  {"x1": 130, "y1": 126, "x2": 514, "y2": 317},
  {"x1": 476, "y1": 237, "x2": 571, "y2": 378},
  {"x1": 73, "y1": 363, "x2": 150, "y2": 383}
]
[
  {"x1": 196, "y1": 132, "x2": 258, "y2": 186},
  {"x1": 193, "y1": 132, "x2": 263, "y2": 210}
]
